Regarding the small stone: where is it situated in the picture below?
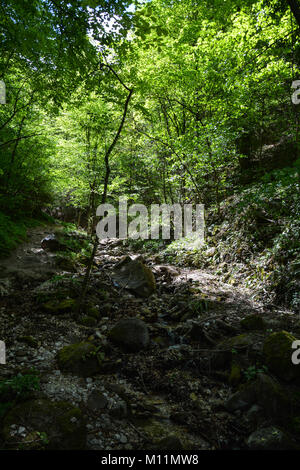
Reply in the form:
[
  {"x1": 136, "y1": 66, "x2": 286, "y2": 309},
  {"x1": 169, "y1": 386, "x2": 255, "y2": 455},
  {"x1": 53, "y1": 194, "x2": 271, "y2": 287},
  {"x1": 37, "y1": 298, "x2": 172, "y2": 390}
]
[
  {"x1": 87, "y1": 390, "x2": 109, "y2": 410},
  {"x1": 155, "y1": 435, "x2": 184, "y2": 450}
]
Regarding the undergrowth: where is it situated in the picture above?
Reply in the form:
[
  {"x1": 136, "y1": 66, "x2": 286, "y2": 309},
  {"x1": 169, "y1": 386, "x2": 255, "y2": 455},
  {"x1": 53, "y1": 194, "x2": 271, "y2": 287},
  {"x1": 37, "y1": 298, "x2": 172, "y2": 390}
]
[
  {"x1": 0, "y1": 211, "x2": 55, "y2": 258},
  {"x1": 162, "y1": 164, "x2": 300, "y2": 312}
]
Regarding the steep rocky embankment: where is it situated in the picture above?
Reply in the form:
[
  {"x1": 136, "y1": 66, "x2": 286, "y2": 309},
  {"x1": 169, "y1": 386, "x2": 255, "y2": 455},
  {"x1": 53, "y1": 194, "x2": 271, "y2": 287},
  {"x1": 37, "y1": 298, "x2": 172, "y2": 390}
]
[{"x1": 0, "y1": 224, "x2": 300, "y2": 450}]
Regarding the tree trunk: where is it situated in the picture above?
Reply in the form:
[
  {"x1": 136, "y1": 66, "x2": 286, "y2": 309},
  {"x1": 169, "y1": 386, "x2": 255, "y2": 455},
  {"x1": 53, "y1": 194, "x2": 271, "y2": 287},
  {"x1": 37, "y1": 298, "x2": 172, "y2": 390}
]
[{"x1": 75, "y1": 85, "x2": 133, "y2": 318}]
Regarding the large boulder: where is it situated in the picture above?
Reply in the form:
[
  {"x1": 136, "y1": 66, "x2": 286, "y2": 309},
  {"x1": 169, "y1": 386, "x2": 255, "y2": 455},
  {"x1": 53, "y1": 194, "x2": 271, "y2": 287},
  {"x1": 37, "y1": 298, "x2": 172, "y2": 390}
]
[
  {"x1": 108, "y1": 318, "x2": 150, "y2": 352},
  {"x1": 258, "y1": 136, "x2": 298, "y2": 172},
  {"x1": 56, "y1": 341, "x2": 104, "y2": 377},
  {"x1": 225, "y1": 373, "x2": 298, "y2": 425},
  {"x1": 111, "y1": 256, "x2": 156, "y2": 297},
  {"x1": 263, "y1": 331, "x2": 300, "y2": 381},
  {"x1": 41, "y1": 233, "x2": 67, "y2": 252},
  {"x1": 1, "y1": 398, "x2": 86, "y2": 449},
  {"x1": 246, "y1": 426, "x2": 296, "y2": 450}
]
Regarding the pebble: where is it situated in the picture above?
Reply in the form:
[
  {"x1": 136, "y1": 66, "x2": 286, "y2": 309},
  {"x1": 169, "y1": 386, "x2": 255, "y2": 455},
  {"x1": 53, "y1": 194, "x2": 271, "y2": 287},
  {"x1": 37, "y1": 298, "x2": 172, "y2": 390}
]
[{"x1": 119, "y1": 434, "x2": 128, "y2": 444}]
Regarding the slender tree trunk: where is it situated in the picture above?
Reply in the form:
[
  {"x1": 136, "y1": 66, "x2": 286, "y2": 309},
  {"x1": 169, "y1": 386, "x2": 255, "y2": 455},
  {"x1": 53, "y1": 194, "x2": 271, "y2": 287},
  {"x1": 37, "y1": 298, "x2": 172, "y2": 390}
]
[
  {"x1": 75, "y1": 85, "x2": 133, "y2": 318},
  {"x1": 6, "y1": 115, "x2": 26, "y2": 185}
]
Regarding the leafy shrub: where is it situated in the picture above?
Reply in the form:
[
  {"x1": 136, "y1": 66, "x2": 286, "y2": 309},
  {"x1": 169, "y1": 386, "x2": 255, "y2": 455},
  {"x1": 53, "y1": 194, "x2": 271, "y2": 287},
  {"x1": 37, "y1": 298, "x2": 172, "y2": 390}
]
[{"x1": 0, "y1": 372, "x2": 40, "y2": 418}]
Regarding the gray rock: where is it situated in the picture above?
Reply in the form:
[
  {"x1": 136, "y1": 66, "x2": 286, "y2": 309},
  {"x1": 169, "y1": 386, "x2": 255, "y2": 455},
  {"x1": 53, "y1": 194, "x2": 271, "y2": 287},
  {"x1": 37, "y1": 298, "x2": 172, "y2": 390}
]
[
  {"x1": 245, "y1": 405, "x2": 264, "y2": 426},
  {"x1": 119, "y1": 434, "x2": 127, "y2": 444},
  {"x1": 109, "y1": 318, "x2": 149, "y2": 352},
  {"x1": 41, "y1": 234, "x2": 66, "y2": 252},
  {"x1": 246, "y1": 426, "x2": 296, "y2": 450},
  {"x1": 225, "y1": 382, "x2": 257, "y2": 412},
  {"x1": 110, "y1": 400, "x2": 128, "y2": 419},
  {"x1": 87, "y1": 391, "x2": 108, "y2": 410},
  {"x1": 112, "y1": 257, "x2": 156, "y2": 297},
  {"x1": 155, "y1": 435, "x2": 184, "y2": 450}
]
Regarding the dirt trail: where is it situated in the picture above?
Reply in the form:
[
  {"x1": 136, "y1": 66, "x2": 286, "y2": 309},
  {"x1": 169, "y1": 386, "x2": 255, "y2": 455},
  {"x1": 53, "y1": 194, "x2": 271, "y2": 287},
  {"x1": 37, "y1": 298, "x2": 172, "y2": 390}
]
[
  {"x1": 0, "y1": 224, "x2": 296, "y2": 450},
  {"x1": 0, "y1": 225, "x2": 59, "y2": 285}
]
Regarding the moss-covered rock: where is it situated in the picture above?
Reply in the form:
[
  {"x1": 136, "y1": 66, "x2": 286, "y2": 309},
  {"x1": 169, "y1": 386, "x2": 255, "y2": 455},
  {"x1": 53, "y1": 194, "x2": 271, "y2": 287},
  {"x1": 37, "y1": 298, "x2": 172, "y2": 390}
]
[
  {"x1": 155, "y1": 435, "x2": 184, "y2": 450},
  {"x1": 212, "y1": 333, "x2": 256, "y2": 368},
  {"x1": 263, "y1": 331, "x2": 300, "y2": 381},
  {"x1": 255, "y1": 373, "x2": 294, "y2": 424},
  {"x1": 226, "y1": 372, "x2": 298, "y2": 426},
  {"x1": 229, "y1": 361, "x2": 242, "y2": 387},
  {"x1": 86, "y1": 306, "x2": 100, "y2": 319},
  {"x1": 17, "y1": 336, "x2": 39, "y2": 348},
  {"x1": 79, "y1": 316, "x2": 97, "y2": 327},
  {"x1": 42, "y1": 298, "x2": 76, "y2": 314},
  {"x1": 55, "y1": 255, "x2": 77, "y2": 272},
  {"x1": 241, "y1": 314, "x2": 266, "y2": 331},
  {"x1": 246, "y1": 426, "x2": 297, "y2": 450},
  {"x1": 1, "y1": 398, "x2": 86, "y2": 449},
  {"x1": 108, "y1": 318, "x2": 149, "y2": 352},
  {"x1": 56, "y1": 342, "x2": 104, "y2": 377}
]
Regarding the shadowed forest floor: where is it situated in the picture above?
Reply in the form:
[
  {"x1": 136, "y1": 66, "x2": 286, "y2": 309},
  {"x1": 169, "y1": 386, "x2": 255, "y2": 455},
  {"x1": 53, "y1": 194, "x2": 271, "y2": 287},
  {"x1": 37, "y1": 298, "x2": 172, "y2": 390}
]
[{"x1": 0, "y1": 223, "x2": 299, "y2": 450}]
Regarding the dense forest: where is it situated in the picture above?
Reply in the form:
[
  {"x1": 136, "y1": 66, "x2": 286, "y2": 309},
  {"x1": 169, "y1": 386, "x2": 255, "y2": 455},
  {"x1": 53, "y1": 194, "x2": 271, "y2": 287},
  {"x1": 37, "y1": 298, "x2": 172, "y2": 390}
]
[{"x1": 0, "y1": 0, "x2": 300, "y2": 453}]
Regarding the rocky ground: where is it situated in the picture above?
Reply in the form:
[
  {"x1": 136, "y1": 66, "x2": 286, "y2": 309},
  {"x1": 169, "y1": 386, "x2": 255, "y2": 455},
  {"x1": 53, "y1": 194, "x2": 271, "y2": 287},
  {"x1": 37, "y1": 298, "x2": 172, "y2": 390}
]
[{"x1": 0, "y1": 223, "x2": 300, "y2": 451}]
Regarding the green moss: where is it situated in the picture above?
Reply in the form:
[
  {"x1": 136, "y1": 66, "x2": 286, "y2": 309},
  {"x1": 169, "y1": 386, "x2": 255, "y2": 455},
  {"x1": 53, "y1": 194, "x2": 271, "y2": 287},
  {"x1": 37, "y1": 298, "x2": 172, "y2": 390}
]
[
  {"x1": 263, "y1": 331, "x2": 300, "y2": 381},
  {"x1": 86, "y1": 306, "x2": 100, "y2": 319},
  {"x1": 2, "y1": 398, "x2": 86, "y2": 449},
  {"x1": 241, "y1": 314, "x2": 266, "y2": 331},
  {"x1": 17, "y1": 336, "x2": 39, "y2": 348},
  {"x1": 79, "y1": 316, "x2": 97, "y2": 327},
  {"x1": 56, "y1": 342, "x2": 104, "y2": 377},
  {"x1": 229, "y1": 361, "x2": 242, "y2": 386},
  {"x1": 221, "y1": 334, "x2": 254, "y2": 350},
  {"x1": 139, "y1": 418, "x2": 191, "y2": 450},
  {"x1": 43, "y1": 298, "x2": 76, "y2": 314},
  {"x1": 0, "y1": 213, "x2": 28, "y2": 257},
  {"x1": 55, "y1": 255, "x2": 77, "y2": 272},
  {"x1": 98, "y1": 290, "x2": 109, "y2": 301}
]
